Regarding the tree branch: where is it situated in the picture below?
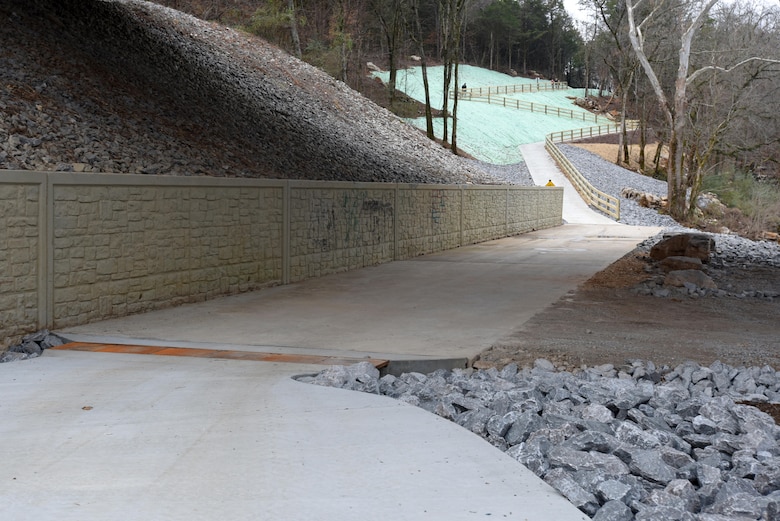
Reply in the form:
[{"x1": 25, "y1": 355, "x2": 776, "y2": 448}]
[
  {"x1": 688, "y1": 57, "x2": 780, "y2": 85},
  {"x1": 637, "y1": 0, "x2": 665, "y2": 35}
]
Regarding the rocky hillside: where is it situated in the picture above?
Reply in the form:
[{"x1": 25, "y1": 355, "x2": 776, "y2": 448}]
[{"x1": 0, "y1": 0, "x2": 495, "y2": 184}]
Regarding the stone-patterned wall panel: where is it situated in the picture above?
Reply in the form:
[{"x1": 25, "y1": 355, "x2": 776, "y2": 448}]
[
  {"x1": 396, "y1": 187, "x2": 462, "y2": 259},
  {"x1": 2, "y1": 175, "x2": 562, "y2": 337},
  {"x1": 52, "y1": 183, "x2": 283, "y2": 327},
  {"x1": 185, "y1": 186, "x2": 283, "y2": 299},
  {"x1": 507, "y1": 188, "x2": 539, "y2": 234},
  {"x1": 0, "y1": 182, "x2": 40, "y2": 345},
  {"x1": 289, "y1": 186, "x2": 395, "y2": 281},
  {"x1": 506, "y1": 188, "x2": 563, "y2": 234},
  {"x1": 537, "y1": 188, "x2": 564, "y2": 229},
  {"x1": 462, "y1": 189, "x2": 508, "y2": 245}
]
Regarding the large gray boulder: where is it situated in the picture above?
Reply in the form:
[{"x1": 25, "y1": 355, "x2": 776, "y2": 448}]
[{"x1": 650, "y1": 234, "x2": 715, "y2": 262}]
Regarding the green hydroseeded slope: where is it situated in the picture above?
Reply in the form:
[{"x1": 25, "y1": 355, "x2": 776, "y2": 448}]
[{"x1": 375, "y1": 64, "x2": 608, "y2": 165}]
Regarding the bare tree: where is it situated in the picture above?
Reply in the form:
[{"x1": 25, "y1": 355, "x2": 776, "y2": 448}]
[
  {"x1": 246, "y1": 0, "x2": 304, "y2": 58},
  {"x1": 371, "y1": 0, "x2": 407, "y2": 104},
  {"x1": 324, "y1": 0, "x2": 371, "y2": 83},
  {"x1": 589, "y1": 0, "x2": 640, "y2": 166},
  {"x1": 409, "y1": 0, "x2": 435, "y2": 138},
  {"x1": 625, "y1": 0, "x2": 780, "y2": 219},
  {"x1": 288, "y1": 0, "x2": 302, "y2": 58},
  {"x1": 439, "y1": 0, "x2": 468, "y2": 150},
  {"x1": 449, "y1": 0, "x2": 469, "y2": 154}
]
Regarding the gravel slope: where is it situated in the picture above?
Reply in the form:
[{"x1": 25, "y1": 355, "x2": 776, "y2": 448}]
[
  {"x1": 1, "y1": 0, "x2": 503, "y2": 184},
  {"x1": 558, "y1": 144, "x2": 680, "y2": 228}
]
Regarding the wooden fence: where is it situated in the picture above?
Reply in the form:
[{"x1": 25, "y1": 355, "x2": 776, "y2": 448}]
[
  {"x1": 544, "y1": 122, "x2": 640, "y2": 220},
  {"x1": 452, "y1": 88, "x2": 610, "y2": 124},
  {"x1": 458, "y1": 82, "x2": 568, "y2": 97}
]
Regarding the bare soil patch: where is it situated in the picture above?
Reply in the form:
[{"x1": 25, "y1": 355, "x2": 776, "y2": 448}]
[
  {"x1": 573, "y1": 142, "x2": 664, "y2": 178},
  {"x1": 475, "y1": 250, "x2": 780, "y2": 373}
]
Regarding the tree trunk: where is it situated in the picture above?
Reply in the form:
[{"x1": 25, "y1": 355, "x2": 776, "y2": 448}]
[
  {"x1": 410, "y1": 0, "x2": 434, "y2": 138},
  {"x1": 452, "y1": 61, "x2": 460, "y2": 154},
  {"x1": 489, "y1": 31, "x2": 494, "y2": 70},
  {"x1": 421, "y1": 58, "x2": 434, "y2": 139},
  {"x1": 374, "y1": 0, "x2": 403, "y2": 105},
  {"x1": 653, "y1": 142, "x2": 663, "y2": 177},
  {"x1": 439, "y1": 0, "x2": 467, "y2": 148},
  {"x1": 288, "y1": 0, "x2": 302, "y2": 58},
  {"x1": 625, "y1": 0, "x2": 720, "y2": 220},
  {"x1": 638, "y1": 117, "x2": 646, "y2": 172},
  {"x1": 617, "y1": 85, "x2": 629, "y2": 165},
  {"x1": 667, "y1": 129, "x2": 686, "y2": 218},
  {"x1": 439, "y1": 0, "x2": 453, "y2": 145},
  {"x1": 442, "y1": 61, "x2": 451, "y2": 145}
]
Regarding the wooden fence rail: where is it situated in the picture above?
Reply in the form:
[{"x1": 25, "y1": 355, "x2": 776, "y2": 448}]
[
  {"x1": 544, "y1": 122, "x2": 639, "y2": 221},
  {"x1": 457, "y1": 82, "x2": 568, "y2": 97},
  {"x1": 452, "y1": 90, "x2": 610, "y2": 124}
]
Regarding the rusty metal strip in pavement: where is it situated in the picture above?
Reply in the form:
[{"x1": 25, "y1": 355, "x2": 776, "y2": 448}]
[{"x1": 52, "y1": 342, "x2": 388, "y2": 369}]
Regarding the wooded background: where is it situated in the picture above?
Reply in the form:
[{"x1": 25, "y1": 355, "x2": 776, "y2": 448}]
[{"x1": 157, "y1": 0, "x2": 779, "y2": 223}]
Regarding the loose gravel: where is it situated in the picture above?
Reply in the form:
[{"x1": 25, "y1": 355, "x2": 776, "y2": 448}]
[
  {"x1": 558, "y1": 144, "x2": 682, "y2": 229},
  {"x1": 1, "y1": 0, "x2": 500, "y2": 185},
  {"x1": 472, "y1": 160, "x2": 534, "y2": 186},
  {"x1": 301, "y1": 358, "x2": 780, "y2": 520}
]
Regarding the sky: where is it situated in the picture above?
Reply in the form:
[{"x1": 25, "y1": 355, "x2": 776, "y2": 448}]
[
  {"x1": 563, "y1": 0, "x2": 780, "y2": 26},
  {"x1": 564, "y1": 0, "x2": 589, "y2": 23}
]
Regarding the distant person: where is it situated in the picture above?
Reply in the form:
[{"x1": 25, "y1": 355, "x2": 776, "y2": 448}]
[
  {"x1": 461, "y1": 83, "x2": 467, "y2": 91},
  {"x1": 545, "y1": 179, "x2": 555, "y2": 186}
]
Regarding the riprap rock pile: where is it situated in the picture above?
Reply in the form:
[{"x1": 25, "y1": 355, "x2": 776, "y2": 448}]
[
  {"x1": 0, "y1": 330, "x2": 65, "y2": 363},
  {"x1": 631, "y1": 232, "x2": 780, "y2": 300},
  {"x1": 300, "y1": 360, "x2": 780, "y2": 520}
]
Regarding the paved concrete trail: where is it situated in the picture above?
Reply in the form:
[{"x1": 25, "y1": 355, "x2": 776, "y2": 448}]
[
  {"x1": 1, "y1": 144, "x2": 658, "y2": 521},
  {"x1": 520, "y1": 141, "x2": 618, "y2": 225}
]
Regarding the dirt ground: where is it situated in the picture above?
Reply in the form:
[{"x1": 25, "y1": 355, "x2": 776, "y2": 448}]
[
  {"x1": 574, "y1": 141, "x2": 664, "y2": 178},
  {"x1": 475, "y1": 141, "x2": 779, "y2": 374},
  {"x1": 474, "y1": 248, "x2": 780, "y2": 373}
]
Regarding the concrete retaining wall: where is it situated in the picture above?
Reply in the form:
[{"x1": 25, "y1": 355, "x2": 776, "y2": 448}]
[
  {"x1": 0, "y1": 173, "x2": 44, "y2": 344},
  {"x1": 0, "y1": 172, "x2": 563, "y2": 344}
]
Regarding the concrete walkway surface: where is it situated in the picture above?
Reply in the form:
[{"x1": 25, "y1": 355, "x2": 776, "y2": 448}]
[
  {"x1": 2, "y1": 144, "x2": 661, "y2": 520},
  {"x1": 1, "y1": 351, "x2": 590, "y2": 521},
  {"x1": 1, "y1": 224, "x2": 659, "y2": 521},
  {"x1": 58, "y1": 223, "x2": 658, "y2": 365},
  {"x1": 521, "y1": 142, "x2": 618, "y2": 226}
]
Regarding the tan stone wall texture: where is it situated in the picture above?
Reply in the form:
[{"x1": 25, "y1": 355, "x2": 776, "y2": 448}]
[
  {"x1": 0, "y1": 173, "x2": 562, "y2": 340},
  {"x1": 289, "y1": 185, "x2": 396, "y2": 282},
  {"x1": 0, "y1": 179, "x2": 41, "y2": 346},
  {"x1": 52, "y1": 183, "x2": 284, "y2": 327},
  {"x1": 396, "y1": 186, "x2": 463, "y2": 259}
]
